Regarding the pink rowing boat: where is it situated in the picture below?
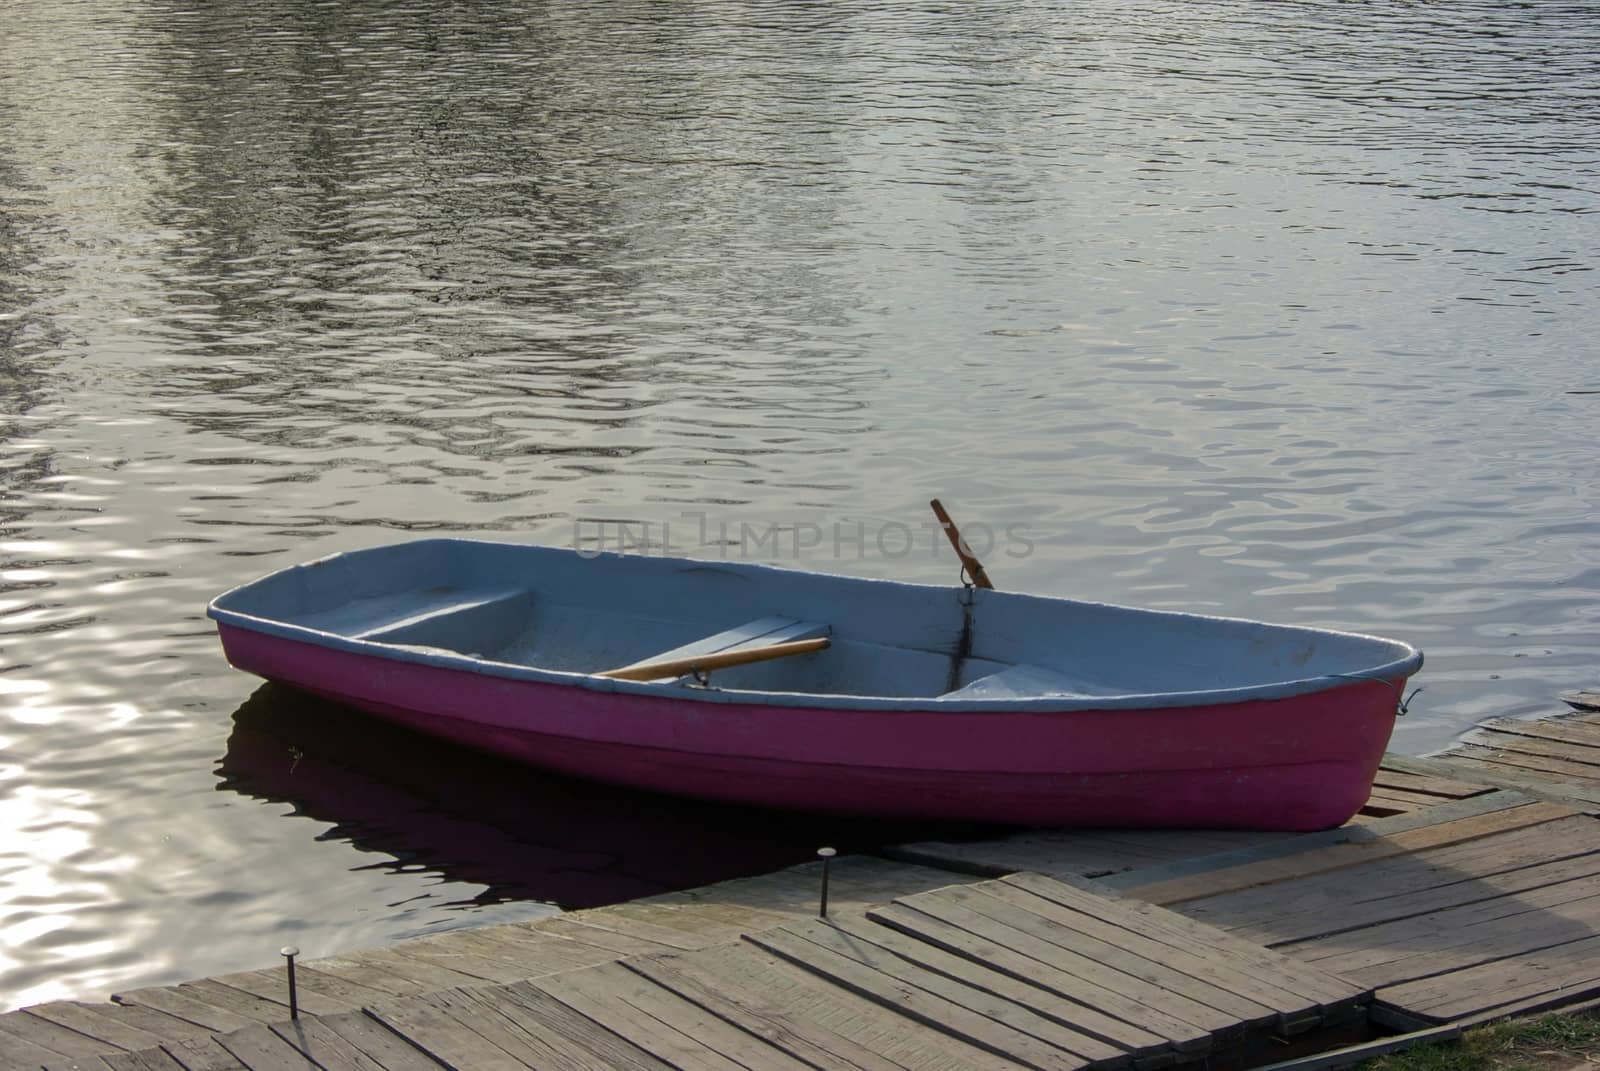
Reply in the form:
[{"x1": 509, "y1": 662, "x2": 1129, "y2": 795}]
[{"x1": 208, "y1": 539, "x2": 1422, "y2": 830}]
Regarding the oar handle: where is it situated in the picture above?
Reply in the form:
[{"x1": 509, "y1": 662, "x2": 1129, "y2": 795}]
[
  {"x1": 930, "y1": 499, "x2": 995, "y2": 590},
  {"x1": 596, "y1": 637, "x2": 831, "y2": 682}
]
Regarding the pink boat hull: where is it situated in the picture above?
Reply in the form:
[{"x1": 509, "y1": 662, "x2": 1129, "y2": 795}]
[{"x1": 219, "y1": 624, "x2": 1398, "y2": 830}]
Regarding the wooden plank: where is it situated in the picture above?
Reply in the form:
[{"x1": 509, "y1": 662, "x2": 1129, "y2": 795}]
[
  {"x1": 625, "y1": 953, "x2": 912, "y2": 1071},
  {"x1": 173, "y1": 979, "x2": 286, "y2": 1018},
  {"x1": 887, "y1": 829, "x2": 1292, "y2": 883},
  {"x1": 365, "y1": 992, "x2": 536, "y2": 1071},
  {"x1": 867, "y1": 901, "x2": 1213, "y2": 1053},
  {"x1": 1562, "y1": 691, "x2": 1600, "y2": 712},
  {"x1": 608, "y1": 900, "x2": 795, "y2": 937},
  {"x1": 1378, "y1": 932, "x2": 1600, "y2": 1021},
  {"x1": 42, "y1": 1057, "x2": 117, "y2": 1071},
  {"x1": 449, "y1": 985, "x2": 673, "y2": 1071},
  {"x1": 23, "y1": 1003, "x2": 173, "y2": 1053},
  {"x1": 415, "y1": 926, "x2": 590, "y2": 973},
  {"x1": 1302, "y1": 886, "x2": 1600, "y2": 983},
  {"x1": 570, "y1": 898, "x2": 778, "y2": 941},
  {"x1": 1473, "y1": 729, "x2": 1600, "y2": 767},
  {"x1": 997, "y1": 873, "x2": 1362, "y2": 1008},
  {"x1": 169, "y1": 982, "x2": 282, "y2": 1025},
  {"x1": 668, "y1": 942, "x2": 1004, "y2": 1071},
  {"x1": 213, "y1": 1024, "x2": 321, "y2": 1071},
  {"x1": 1481, "y1": 715, "x2": 1600, "y2": 751},
  {"x1": 101, "y1": 1051, "x2": 187, "y2": 1071},
  {"x1": 297, "y1": 954, "x2": 438, "y2": 999},
  {"x1": 1372, "y1": 766, "x2": 1493, "y2": 799},
  {"x1": 58, "y1": 1003, "x2": 211, "y2": 1045},
  {"x1": 0, "y1": 1009, "x2": 121, "y2": 1058},
  {"x1": 531, "y1": 967, "x2": 750, "y2": 1071},
  {"x1": 1342, "y1": 872, "x2": 1600, "y2": 967},
  {"x1": 698, "y1": 855, "x2": 985, "y2": 917},
  {"x1": 1175, "y1": 814, "x2": 1600, "y2": 940},
  {"x1": 349, "y1": 946, "x2": 504, "y2": 990},
  {"x1": 971, "y1": 880, "x2": 1347, "y2": 1023},
  {"x1": 1447, "y1": 984, "x2": 1600, "y2": 1027},
  {"x1": 269, "y1": 966, "x2": 395, "y2": 1010},
  {"x1": 312, "y1": 1011, "x2": 448, "y2": 1071},
  {"x1": 918, "y1": 885, "x2": 1274, "y2": 1030},
  {"x1": 382, "y1": 938, "x2": 537, "y2": 985},
  {"x1": 766, "y1": 919, "x2": 1130, "y2": 1066},
  {"x1": 544, "y1": 960, "x2": 818, "y2": 1071},
  {"x1": 601, "y1": 617, "x2": 827, "y2": 678},
  {"x1": 887, "y1": 892, "x2": 1241, "y2": 1037},
  {"x1": 208, "y1": 971, "x2": 355, "y2": 1018},
  {"x1": 267, "y1": 1018, "x2": 396, "y2": 1071},
  {"x1": 1428, "y1": 756, "x2": 1600, "y2": 809},
  {"x1": 1448, "y1": 745, "x2": 1600, "y2": 783},
  {"x1": 159, "y1": 1036, "x2": 251, "y2": 1071},
  {"x1": 113, "y1": 990, "x2": 257, "y2": 1036},
  {"x1": 447, "y1": 927, "x2": 621, "y2": 975},
  {"x1": 1122, "y1": 801, "x2": 1575, "y2": 905},
  {"x1": 1235, "y1": 837, "x2": 1600, "y2": 948},
  {"x1": 1387, "y1": 752, "x2": 1600, "y2": 810},
  {"x1": 1364, "y1": 787, "x2": 1461, "y2": 809},
  {"x1": 404, "y1": 986, "x2": 663, "y2": 1071},
  {"x1": 1100, "y1": 789, "x2": 1532, "y2": 894},
  {"x1": 521, "y1": 917, "x2": 682, "y2": 957},
  {"x1": 551, "y1": 912, "x2": 710, "y2": 952},
  {"x1": 1359, "y1": 792, "x2": 1422, "y2": 814},
  {"x1": 818, "y1": 912, "x2": 1170, "y2": 1057},
  {"x1": 598, "y1": 635, "x2": 830, "y2": 681},
  {"x1": 44, "y1": 1057, "x2": 119, "y2": 1071},
  {"x1": 746, "y1": 926, "x2": 1093, "y2": 1071}
]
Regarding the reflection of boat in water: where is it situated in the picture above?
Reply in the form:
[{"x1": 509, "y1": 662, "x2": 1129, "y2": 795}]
[{"x1": 218, "y1": 683, "x2": 969, "y2": 909}]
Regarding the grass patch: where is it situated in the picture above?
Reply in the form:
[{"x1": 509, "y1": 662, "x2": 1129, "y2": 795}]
[{"x1": 1365, "y1": 1012, "x2": 1600, "y2": 1071}]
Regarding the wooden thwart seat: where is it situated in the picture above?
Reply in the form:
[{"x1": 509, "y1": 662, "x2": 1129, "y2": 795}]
[
  {"x1": 942, "y1": 662, "x2": 1099, "y2": 700},
  {"x1": 293, "y1": 586, "x2": 533, "y2": 641},
  {"x1": 598, "y1": 616, "x2": 830, "y2": 682}
]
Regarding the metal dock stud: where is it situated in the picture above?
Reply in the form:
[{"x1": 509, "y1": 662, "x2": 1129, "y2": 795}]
[{"x1": 817, "y1": 847, "x2": 836, "y2": 918}]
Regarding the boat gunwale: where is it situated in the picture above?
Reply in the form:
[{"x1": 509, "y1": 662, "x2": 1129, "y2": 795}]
[{"x1": 206, "y1": 539, "x2": 1424, "y2": 714}]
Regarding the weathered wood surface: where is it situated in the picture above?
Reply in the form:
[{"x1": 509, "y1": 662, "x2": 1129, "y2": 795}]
[
  {"x1": 886, "y1": 761, "x2": 1493, "y2": 880},
  {"x1": 4, "y1": 855, "x2": 978, "y2": 1069},
  {"x1": 1123, "y1": 800, "x2": 1576, "y2": 906},
  {"x1": 23, "y1": 872, "x2": 1356, "y2": 1071},
  {"x1": 1094, "y1": 714, "x2": 1600, "y2": 1026}
]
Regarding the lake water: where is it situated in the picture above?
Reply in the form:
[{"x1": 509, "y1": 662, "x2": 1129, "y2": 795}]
[{"x1": 2, "y1": 0, "x2": 1597, "y2": 1011}]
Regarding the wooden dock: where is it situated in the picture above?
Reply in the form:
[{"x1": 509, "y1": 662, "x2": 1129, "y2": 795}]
[
  {"x1": 899, "y1": 696, "x2": 1600, "y2": 1030},
  {"x1": 0, "y1": 865, "x2": 1365, "y2": 1071},
  {"x1": 9, "y1": 695, "x2": 1600, "y2": 1070}
]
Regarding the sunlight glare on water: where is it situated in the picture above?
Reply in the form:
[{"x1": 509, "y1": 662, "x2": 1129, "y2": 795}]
[{"x1": 0, "y1": 0, "x2": 1597, "y2": 1009}]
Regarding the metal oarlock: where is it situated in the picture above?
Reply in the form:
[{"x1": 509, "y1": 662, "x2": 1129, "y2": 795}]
[
  {"x1": 280, "y1": 945, "x2": 300, "y2": 1019},
  {"x1": 817, "y1": 847, "x2": 836, "y2": 918}
]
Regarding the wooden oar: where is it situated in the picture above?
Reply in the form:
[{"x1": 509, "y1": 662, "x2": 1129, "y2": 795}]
[
  {"x1": 929, "y1": 498, "x2": 995, "y2": 590},
  {"x1": 596, "y1": 637, "x2": 831, "y2": 682}
]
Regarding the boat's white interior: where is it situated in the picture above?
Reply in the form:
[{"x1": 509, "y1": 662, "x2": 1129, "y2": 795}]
[{"x1": 213, "y1": 539, "x2": 1418, "y2": 702}]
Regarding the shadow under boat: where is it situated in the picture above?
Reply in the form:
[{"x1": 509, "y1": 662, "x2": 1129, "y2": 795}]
[{"x1": 216, "y1": 682, "x2": 1004, "y2": 910}]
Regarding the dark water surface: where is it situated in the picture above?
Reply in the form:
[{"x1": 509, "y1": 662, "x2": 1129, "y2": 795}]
[{"x1": 2, "y1": 0, "x2": 1597, "y2": 1009}]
